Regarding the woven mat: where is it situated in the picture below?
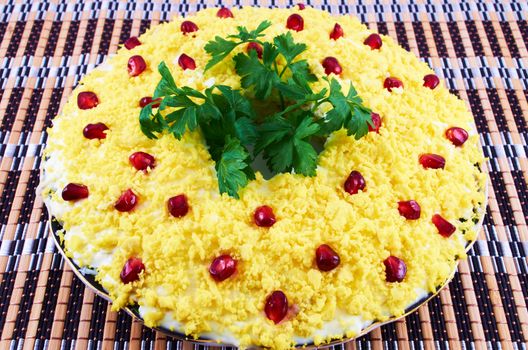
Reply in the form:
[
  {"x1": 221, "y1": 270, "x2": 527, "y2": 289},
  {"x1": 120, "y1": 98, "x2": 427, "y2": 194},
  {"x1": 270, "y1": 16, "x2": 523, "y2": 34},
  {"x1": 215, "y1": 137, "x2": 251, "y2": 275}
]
[{"x1": 0, "y1": 0, "x2": 527, "y2": 349}]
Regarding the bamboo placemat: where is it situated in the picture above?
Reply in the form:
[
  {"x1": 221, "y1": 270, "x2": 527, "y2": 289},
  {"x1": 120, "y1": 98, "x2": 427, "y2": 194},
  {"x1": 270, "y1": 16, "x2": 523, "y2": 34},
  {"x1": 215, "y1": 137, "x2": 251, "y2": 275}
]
[{"x1": 0, "y1": 0, "x2": 527, "y2": 349}]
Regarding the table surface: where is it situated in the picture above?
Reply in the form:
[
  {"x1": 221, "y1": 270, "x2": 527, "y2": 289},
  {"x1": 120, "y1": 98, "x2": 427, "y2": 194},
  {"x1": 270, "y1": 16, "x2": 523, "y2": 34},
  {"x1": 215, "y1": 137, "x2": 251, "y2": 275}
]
[{"x1": 0, "y1": 0, "x2": 527, "y2": 349}]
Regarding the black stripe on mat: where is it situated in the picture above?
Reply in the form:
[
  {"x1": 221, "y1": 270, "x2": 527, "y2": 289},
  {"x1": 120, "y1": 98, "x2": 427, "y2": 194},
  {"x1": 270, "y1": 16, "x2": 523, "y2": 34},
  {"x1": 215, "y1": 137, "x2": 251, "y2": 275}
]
[
  {"x1": 505, "y1": 89, "x2": 528, "y2": 134},
  {"x1": 380, "y1": 321, "x2": 398, "y2": 350},
  {"x1": 0, "y1": 170, "x2": 21, "y2": 225},
  {"x1": 22, "y1": 88, "x2": 43, "y2": 132},
  {"x1": 35, "y1": 254, "x2": 64, "y2": 340},
  {"x1": 517, "y1": 20, "x2": 528, "y2": 49},
  {"x1": 16, "y1": 169, "x2": 39, "y2": 225},
  {"x1": 6, "y1": 20, "x2": 26, "y2": 57},
  {"x1": 449, "y1": 272, "x2": 474, "y2": 342},
  {"x1": 11, "y1": 269, "x2": 40, "y2": 340},
  {"x1": 394, "y1": 22, "x2": 410, "y2": 51},
  {"x1": 81, "y1": 19, "x2": 98, "y2": 55},
  {"x1": 97, "y1": 18, "x2": 115, "y2": 56},
  {"x1": 23, "y1": 20, "x2": 44, "y2": 56},
  {"x1": 412, "y1": 21, "x2": 430, "y2": 58},
  {"x1": 427, "y1": 296, "x2": 448, "y2": 349},
  {"x1": 470, "y1": 270, "x2": 500, "y2": 342},
  {"x1": 482, "y1": 20, "x2": 503, "y2": 57},
  {"x1": 88, "y1": 295, "x2": 107, "y2": 342},
  {"x1": 61, "y1": 274, "x2": 85, "y2": 345},
  {"x1": 119, "y1": 19, "x2": 132, "y2": 45},
  {"x1": 140, "y1": 19, "x2": 151, "y2": 36},
  {"x1": 466, "y1": 89, "x2": 490, "y2": 134},
  {"x1": 63, "y1": 21, "x2": 80, "y2": 57},
  {"x1": 405, "y1": 309, "x2": 424, "y2": 347},
  {"x1": 498, "y1": 22, "x2": 520, "y2": 59},
  {"x1": 464, "y1": 20, "x2": 485, "y2": 56},
  {"x1": 44, "y1": 87, "x2": 64, "y2": 130},
  {"x1": 486, "y1": 88, "x2": 510, "y2": 133},
  {"x1": 0, "y1": 269, "x2": 17, "y2": 333},
  {"x1": 0, "y1": 22, "x2": 8, "y2": 45},
  {"x1": 446, "y1": 21, "x2": 466, "y2": 57},
  {"x1": 377, "y1": 22, "x2": 388, "y2": 36},
  {"x1": 114, "y1": 310, "x2": 133, "y2": 347},
  {"x1": 430, "y1": 21, "x2": 448, "y2": 57},
  {"x1": 494, "y1": 272, "x2": 526, "y2": 343},
  {"x1": 44, "y1": 21, "x2": 63, "y2": 57},
  {"x1": 0, "y1": 87, "x2": 24, "y2": 132}
]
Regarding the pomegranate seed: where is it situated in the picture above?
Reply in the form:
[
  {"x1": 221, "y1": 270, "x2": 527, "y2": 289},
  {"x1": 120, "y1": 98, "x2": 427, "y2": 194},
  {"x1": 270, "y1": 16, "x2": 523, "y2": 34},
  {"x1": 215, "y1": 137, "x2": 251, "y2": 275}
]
[
  {"x1": 330, "y1": 23, "x2": 344, "y2": 40},
  {"x1": 114, "y1": 189, "x2": 138, "y2": 212},
  {"x1": 247, "y1": 42, "x2": 263, "y2": 59},
  {"x1": 419, "y1": 153, "x2": 445, "y2": 169},
  {"x1": 62, "y1": 183, "x2": 89, "y2": 201},
  {"x1": 398, "y1": 200, "x2": 421, "y2": 220},
  {"x1": 216, "y1": 7, "x2": 234, "y2": 18},
  {"x1": 128, "y1": 55, "x2": 147, "y2": 77},
  {"x1": 297, "y1": 3, "x2": 306, "y2": 10},
  {"x1": 83, "y1": 123, "x2": 108, "y2": 140},
  {"x1": 124, "y1": 36, "x2": 141, "y2": 50},
  {"x1": 168, "y1": 194, "x2": 189, "y2": 218},
  {"x1": 423, "y1": 74, "x2": 440, "y2": 89},
  {"x1": 344, "y1": 170, "x2": 366, "y2": 195},
  {"x1": 139, "y1": 96, "x2": 161, "y2": 108},
  {"x1": 120, "y1": 257, "x2": 145, "y2": 284},
  {"x1": 432, "y1": 214, "x2": 456, "y2": 237},
  {"x1": 178, "y1": 54, "x2": 196, "y2": 71},
  {"x1": 209, "y1": 255, "x2": 237, "y2": 282},
  {"x1": 364, "y1": 33, "x2": 382, "y2": 50},
  {"x1": 322, "y1": 57, "x2": 342, "y2": 75},
  {"x1": 286, "y1": 14, "x2": 304, "y2": 32},
  {"x1": 265, "y1": 291, "x2": 288, "y2": 324},
  {"x1": 384, "y1": 256, "x2": 407, "y2": 282},
  {"x1": 445, "y1": 127, "x2": 468, "y2": 147},
  {"x1": 181, "y1": 20, "x2": 198, "y2": 34},
  {"x1": 315, "y1": 244, "x2": 340, "y2": 271},
  {"x1": 129, "y1": 151, "x2": 155, "y2": 171},
  {"x1": 77, "y1": 91, "x2": 99, "y2": 110},
  {"x1": 368, "y1": 112, "x2": 382, "y2": 133},
  {"x1": 383, "y1": 77, "x2": 404, "y2": 92},
  {"x1": 254, "y1": 205, "x2": 276, "y2": 227}
]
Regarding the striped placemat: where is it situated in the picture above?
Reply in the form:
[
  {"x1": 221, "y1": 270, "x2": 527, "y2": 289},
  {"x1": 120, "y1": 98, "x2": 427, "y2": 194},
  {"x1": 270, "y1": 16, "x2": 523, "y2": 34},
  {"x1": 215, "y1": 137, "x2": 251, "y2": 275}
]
[{"x1": 0, "y1": 0, "x2": 527, "y2": 349}]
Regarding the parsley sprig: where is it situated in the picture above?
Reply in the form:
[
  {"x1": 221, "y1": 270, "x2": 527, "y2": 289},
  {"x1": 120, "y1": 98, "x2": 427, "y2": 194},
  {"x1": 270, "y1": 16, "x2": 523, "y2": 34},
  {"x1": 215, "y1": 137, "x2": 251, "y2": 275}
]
[{"x1": 140, "y1": 22, "x2": 373, "y2": 198}]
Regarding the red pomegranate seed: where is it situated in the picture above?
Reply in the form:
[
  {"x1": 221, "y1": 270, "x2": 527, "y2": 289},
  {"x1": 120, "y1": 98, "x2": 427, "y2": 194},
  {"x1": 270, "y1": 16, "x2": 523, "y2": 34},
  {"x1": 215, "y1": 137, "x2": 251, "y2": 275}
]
[
  {"x1": 120, "y1": 257, "x2": 145, "y2": 284},
  {"x1": 322, "y1": 57, "x2": 342, "y2": 75},
  {"x1": 368, "y1": 112, "x2": 382, "y2": 133},
  {"x1": 315, "y1": 244, "x2": 340, "y2": 272},
  {"x1": 216, "y1": 7, "x2": 234, "y2": 18},
  {"x1": 178, "y1": 54, "x2": 196, "y2": 71},
  {"x1": 344, "y1": 170, "x2": 366, "y2": 195},
  {"x1": 77, "y1": 91, "x2": 99, "y2": 110},
  {"x1": 168, "y1": 194, "x2": 189, "y2": 218},
  {"x1": 419, "y1": 153, "x2": 445, "y2": 169},
  {"x1": 445, "y1": 127, "x2": 469, "y2": 147},
  {"x1": 129, "y1": 152, "x2": 155, "y2": 171},
  {"x1": 124, "y1": 36, "x2": 141, "y2": 50},
  {"x1": 83, "y1": 123, "x2": 108, "y2": 140},
  {"x1": 265, "y1": 291, "x2": 288, "y2": 324},
  {"x1": 432, "y1": 214, "x2": 456, "y2": 237},
  {"x1": 209, "y1": 255, "x2": 237, "y2": 282},
  {"x1": 330, "y1": 23, "x2": 344, "y2": 40},
  {"x1": 364, "y1": 33, "x2": 382, "y2": 50},
  {"x1": 114, "y1": 189, "x2": 138, "y2": 212},
  {"x1": 384, "y1": 256, "x2": 406, "y2": 282},
  {"x1": 62, "y1": 183, "x2": 89, "y2": 201},
  {"x1": 247, "y1": 42, "x2": 263, "y2": 59},
  {"x1": 423, "y1": 74, "x2": 440, "y2": 89},
  {"x1": 254, "y1": 205, "x2": 276, "y2": 227},
  {"x1": 286, "y1": 14, "x2": 304, "y2": 32},
  {"x1": 128, "y1": 55, "x2": 147, "y2": 77},
  {"x1": 139, "y1": 96, "x2": 161, "y2": 108},
  {"x1": 297, "y1": 3, "x2": 306, "y2": 10},
  {"x1": 383, "y1": 77, "x2": 404, "y2": 92},
  {"x1": 398, "y1": 200, "x2": 421, "y2": 220},
  {"x1": 181, "y1": 20, "x2": 198, "y2": 34}
]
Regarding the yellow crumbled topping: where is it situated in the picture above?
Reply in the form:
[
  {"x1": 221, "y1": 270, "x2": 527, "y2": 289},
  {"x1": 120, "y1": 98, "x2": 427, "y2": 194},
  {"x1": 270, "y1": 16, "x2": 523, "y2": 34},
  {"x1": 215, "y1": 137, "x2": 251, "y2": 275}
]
[{"x1": 41, "y1": 6, "x2": 486, "y2": 349}]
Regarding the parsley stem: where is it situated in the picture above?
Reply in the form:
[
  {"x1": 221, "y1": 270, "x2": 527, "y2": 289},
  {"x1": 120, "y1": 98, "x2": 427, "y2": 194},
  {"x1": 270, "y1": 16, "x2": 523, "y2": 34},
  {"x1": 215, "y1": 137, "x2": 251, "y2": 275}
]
[{"x1": 273, "y1": 60, "x2": 286, "y2": 110}]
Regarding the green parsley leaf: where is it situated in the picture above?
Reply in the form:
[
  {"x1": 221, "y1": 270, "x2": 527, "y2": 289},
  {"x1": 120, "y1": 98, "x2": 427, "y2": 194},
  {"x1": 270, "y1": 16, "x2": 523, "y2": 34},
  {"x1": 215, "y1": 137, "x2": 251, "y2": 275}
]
[
  {"x1": 215, "y1": 136, "x2": 254, "y2": 199},
  {"x1": 273, "y1": 32, "x2": 306, "y2": 65},
  {"x1": 233, "y1": 49, "x2": 280, "y2": 99},
  {"x1": 153, "y1": 62, "x2": 179, "y2": 98}
]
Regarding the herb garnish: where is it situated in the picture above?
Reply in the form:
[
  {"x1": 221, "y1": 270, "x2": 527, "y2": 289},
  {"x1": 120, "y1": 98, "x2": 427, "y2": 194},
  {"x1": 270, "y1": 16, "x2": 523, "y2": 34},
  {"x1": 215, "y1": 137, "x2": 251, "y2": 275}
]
[{"x1": 140, "y1": 21, "x2": 372, "y2": 198}]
